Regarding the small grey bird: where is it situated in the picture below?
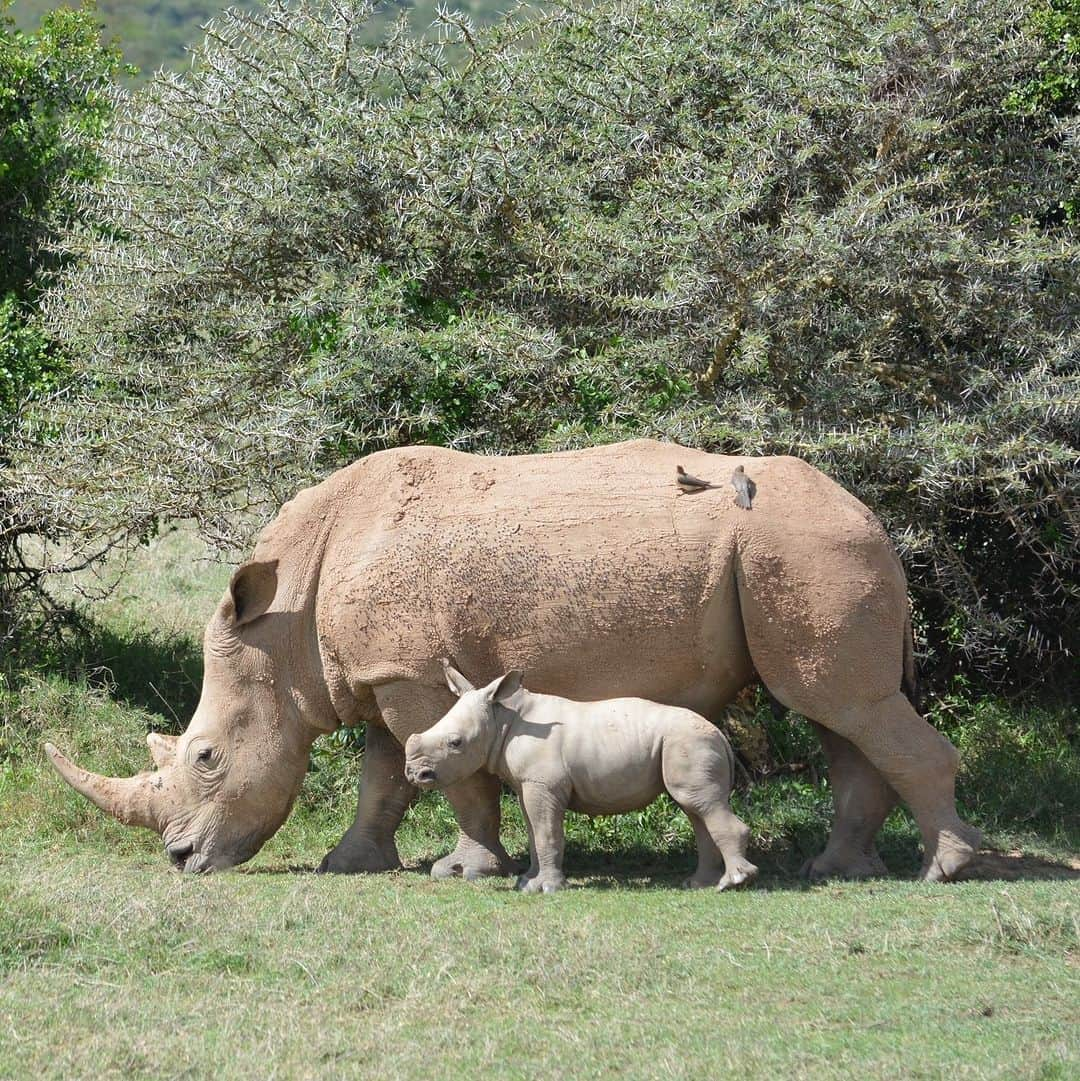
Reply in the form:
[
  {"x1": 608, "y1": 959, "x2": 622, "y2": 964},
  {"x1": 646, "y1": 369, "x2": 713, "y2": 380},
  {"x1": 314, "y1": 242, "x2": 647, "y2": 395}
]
[
  {"x1": 676, "y1": 465, "x2": 717, "y2": 493},
  {"x1": 731, "y1": 465, "x2": 755, "y2": 510}
]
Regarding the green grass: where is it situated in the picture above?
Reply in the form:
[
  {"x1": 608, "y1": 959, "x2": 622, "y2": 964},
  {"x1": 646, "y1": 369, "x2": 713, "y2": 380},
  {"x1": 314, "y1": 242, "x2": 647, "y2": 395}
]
[
  {"x1": 0, "y1": 526, "x2": 1077, "y2": 1079},
  {"x1": 0, "y1": 858, "x2": 1076, "y2": 1080}
]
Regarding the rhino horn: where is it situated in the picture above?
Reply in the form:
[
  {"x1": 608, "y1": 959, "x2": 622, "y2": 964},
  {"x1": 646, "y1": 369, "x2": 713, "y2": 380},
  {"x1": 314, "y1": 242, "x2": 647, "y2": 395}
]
[{"x1": 45, "y1": 742, "x2": 164, "y2": 832}]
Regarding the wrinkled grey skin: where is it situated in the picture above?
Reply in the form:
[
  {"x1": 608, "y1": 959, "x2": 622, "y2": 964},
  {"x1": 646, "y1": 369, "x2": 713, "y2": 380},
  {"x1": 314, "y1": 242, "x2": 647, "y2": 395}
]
[{"x1": 405, "y1": 663, "x2": 759, "y2": 894}]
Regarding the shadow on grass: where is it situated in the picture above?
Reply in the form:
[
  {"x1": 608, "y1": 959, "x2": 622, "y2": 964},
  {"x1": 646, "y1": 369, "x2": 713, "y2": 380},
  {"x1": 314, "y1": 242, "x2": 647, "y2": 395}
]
[
  {"x1": 240, "y1": 864, "x2": 323, "y2": 876},
  {"x1": 6, "y1": 613, "x2": 204, "y2": 729},
  {"x1": 239, "y1": 842, "x2": 1080, "y2": 886},
  {"x1": 957, "y1": 849, "x2": 1080, "y2": 882}
]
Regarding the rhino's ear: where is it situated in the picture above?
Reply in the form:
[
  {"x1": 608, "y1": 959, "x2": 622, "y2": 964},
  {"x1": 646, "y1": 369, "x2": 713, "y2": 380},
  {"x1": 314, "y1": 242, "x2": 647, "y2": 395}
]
[
  {"x1": 228, "y1": 560, "x2": 279, "y2": 626},
  {"x1": 146, "y1": 731, "x2": 178, "y2": 768},
  {"x1": 442, "y1": 659, "x2": 475, "y2": 697},
  {"x1": 490, "y1": 670, "x2": 523, "y2": 704}
]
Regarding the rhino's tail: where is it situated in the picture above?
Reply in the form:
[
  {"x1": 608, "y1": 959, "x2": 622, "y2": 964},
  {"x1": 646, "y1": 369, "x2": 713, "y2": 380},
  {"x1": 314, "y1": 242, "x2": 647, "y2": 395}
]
[
  {"x1": 721, "y1": 723, "x2": 737, "y2": 788},
  {"x1": 901, "y1": 609, "x2": 923, "y2": 716}
]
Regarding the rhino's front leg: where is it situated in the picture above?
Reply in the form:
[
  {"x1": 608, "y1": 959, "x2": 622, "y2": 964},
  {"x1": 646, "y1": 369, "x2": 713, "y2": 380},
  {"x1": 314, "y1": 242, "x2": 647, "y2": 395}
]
[
  {"x1": 432, "y1": 770, "x2": 517, "y2": 881},
  {"x1": 515, "y1": 790, "x2": 541, "y2": 888},
  {"x1": 516, "y1": 782, "x2": 568, "y2": 894},
  {"x1": 358, "y1": 679, "x2": 515, "y2": 881},
  {"x1": 319, "y1": 721, "x2": 412, "y2": 873}
]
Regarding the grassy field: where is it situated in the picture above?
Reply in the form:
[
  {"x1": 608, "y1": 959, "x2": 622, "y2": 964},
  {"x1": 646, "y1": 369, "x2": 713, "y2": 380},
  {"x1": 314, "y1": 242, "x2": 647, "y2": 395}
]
[{"x1": 0, "y1": 527, "x2": 1077, "y2": 1080}]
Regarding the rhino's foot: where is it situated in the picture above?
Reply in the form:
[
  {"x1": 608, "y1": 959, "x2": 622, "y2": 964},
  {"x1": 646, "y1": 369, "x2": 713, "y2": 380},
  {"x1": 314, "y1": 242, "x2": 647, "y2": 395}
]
[
  {"x1": 317, "y1": 836, "x2": 402, "y2": 875},
  {"x1": 718, "y1": 858, "x2": 759, "y2": 892},
  {"x1": 919, "y1": 825, "x2": 983, "y2": 883},
  {"x1": 431, "y1": 839, "x2": 516, "y2": 881},
  {"x1": 517, "y1": 870, "x2": 566, "y2": 894},
  {"x1": 800, "y1": 846, "x2": 888, "y2": 882}
]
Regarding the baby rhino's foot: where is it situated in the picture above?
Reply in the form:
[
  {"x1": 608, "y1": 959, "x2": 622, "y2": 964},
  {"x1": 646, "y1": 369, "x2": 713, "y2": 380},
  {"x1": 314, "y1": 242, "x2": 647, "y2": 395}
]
[
  {"x1": 517, "y1": 870, "x2": 566, "y2": 894},
  {"x1": 717, "y1": 857, "x2": 758, "y2": 892}
]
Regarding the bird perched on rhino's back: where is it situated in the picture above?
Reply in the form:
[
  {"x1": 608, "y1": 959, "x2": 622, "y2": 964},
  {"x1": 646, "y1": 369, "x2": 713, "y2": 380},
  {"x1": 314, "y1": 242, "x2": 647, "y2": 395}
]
[
  {"x1": 731, "y1": 465, "x2": 756, "y2": 510},
  {"x1": 677, "y1": 462, "x2": 756, "y2": 510},
  {"x1": 675, "y1": 464, "x2": 718, "y2": 493}
]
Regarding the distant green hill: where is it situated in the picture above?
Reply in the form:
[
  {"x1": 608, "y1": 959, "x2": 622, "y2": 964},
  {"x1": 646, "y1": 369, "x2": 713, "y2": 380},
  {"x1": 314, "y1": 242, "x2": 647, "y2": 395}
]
[{"x1": 9, "y1": 1, "x2": 502, "y2": 80}]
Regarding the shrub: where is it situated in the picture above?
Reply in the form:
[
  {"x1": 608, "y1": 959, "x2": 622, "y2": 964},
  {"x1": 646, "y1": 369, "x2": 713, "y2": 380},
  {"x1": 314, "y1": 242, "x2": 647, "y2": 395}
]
[
  {"x1": 5, "y1": 0, "x2": 1078, "y2": 688},
  {"x1": 0, "y1": 1, "x2": 126, "y2": 638}
]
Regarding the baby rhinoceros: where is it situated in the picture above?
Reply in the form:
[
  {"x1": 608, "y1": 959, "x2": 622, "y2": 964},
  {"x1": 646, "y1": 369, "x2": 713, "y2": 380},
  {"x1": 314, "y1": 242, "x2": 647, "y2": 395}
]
[{"x1": 404, "y1": 662, "x2": 758, "y2": 894}]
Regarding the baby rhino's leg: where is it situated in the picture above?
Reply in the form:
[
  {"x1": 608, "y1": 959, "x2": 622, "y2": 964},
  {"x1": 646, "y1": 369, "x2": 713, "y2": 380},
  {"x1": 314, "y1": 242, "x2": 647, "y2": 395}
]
[
  {"x1": 516, "y1": 793, "x2": 540, "y2": 890},
  {"x1": 517, "y1": 782, "x2": 569, "y2": 894},
  {"x1": 662, "y1": 726, "x2": 758, "y2": 892}
]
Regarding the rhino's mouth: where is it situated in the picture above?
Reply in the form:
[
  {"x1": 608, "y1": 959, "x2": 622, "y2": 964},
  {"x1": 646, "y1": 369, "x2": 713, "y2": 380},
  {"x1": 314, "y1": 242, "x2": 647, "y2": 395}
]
[
  {"x1": 167, "y1": 840, "x2": 193, "y2": 866},
  {"x1": 405, "y1": 763, "x2": 438, "y2": 788},
  {"x1": 166, "y1": 841, "x2": 213, "y2": 873}
]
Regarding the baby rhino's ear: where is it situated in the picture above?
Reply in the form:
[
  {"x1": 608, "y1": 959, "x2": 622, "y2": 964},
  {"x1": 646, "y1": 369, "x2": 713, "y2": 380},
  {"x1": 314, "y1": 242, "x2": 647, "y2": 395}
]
[
  {"x1": 491, "y1": 671, "x2": 523, "y2": 703},
  {"x1": 442, "y1": 658, "x2": 475, "y2": 697}
]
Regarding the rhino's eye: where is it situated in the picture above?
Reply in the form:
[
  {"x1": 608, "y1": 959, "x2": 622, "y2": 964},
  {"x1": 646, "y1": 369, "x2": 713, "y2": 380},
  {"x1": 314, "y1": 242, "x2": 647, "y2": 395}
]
[
  {"x1": 195, "y1": 747, "x2": 214, "y2": 765},
  {"x1": 447, "y1": 736, "x2": 463, "y2": 750}
]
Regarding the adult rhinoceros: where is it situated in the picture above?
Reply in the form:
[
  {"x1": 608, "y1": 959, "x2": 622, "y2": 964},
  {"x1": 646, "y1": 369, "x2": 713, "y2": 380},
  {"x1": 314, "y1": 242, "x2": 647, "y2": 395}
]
[{"x1": 47, "y1": 440, "x2": 981, "y2": 881}]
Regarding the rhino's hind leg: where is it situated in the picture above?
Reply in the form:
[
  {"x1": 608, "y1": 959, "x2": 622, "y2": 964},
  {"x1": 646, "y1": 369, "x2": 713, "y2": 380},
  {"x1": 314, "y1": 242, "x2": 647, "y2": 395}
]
[
  {"x1": 319, "y1": 722, "x2": 411, "y2": 874},
  {"x1": 702, "y1": 805, "x2": 758, "y2": 891},
  {"x1": 682, "y1": 814, "x2": 725, "y2": 889},
  {"x1": 801, "y1": 724, "x2": 897, "y2": 881},
  {"x1": 825, "y1": 693, "x2": 981, "y2": 882},
  {"x1": 664, "y1": 742, "x2": 758, "y2": 892},
  {"x1": 680, "y1": 810, "x2": 758, "y2": 891},
  {"x1": 432, "y1": 770, "x2": 517, "y2": 881}
]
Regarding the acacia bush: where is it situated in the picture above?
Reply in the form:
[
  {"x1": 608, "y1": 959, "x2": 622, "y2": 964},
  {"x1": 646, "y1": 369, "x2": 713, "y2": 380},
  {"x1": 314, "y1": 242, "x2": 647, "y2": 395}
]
[
  {"x1": 0, "y1": 2, "x2": 126, "y2": 636},
  {"x1": 4, "y1": 0, "x2": 1078, "y2": 688}
]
